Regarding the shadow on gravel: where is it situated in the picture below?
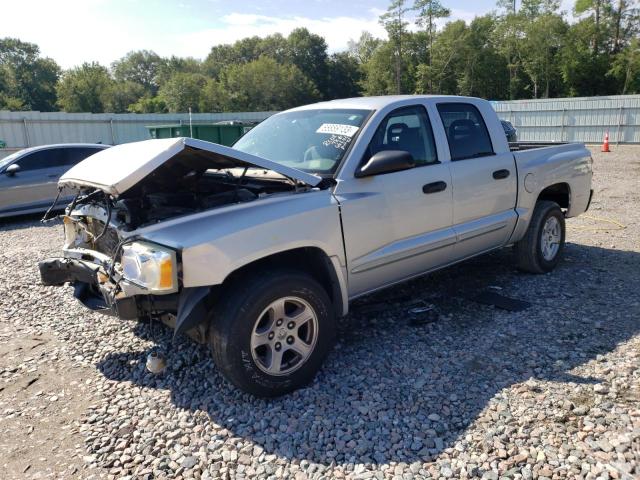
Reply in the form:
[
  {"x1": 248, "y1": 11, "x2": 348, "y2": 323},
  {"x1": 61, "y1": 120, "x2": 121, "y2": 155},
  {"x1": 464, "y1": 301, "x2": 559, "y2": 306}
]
[{"x1": 96, "y1": 243, "x2": 640, "y2": 466}]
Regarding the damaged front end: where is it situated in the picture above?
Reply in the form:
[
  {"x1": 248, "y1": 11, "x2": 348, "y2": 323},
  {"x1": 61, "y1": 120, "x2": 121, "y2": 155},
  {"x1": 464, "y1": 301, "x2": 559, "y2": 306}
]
[
  {"x1": 39, "y1": 137, "x2": 323, "y2": 340},
  {"x1": 39, "y1": 204, "x2": 195, "y2": 335}
]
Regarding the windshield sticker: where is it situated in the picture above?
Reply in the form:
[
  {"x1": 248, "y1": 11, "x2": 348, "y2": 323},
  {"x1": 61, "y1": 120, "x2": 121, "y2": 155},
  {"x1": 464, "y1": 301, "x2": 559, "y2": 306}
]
[
  {"x1": 316, "y1": 123, "x2": 359, "y2": 137},
  {"x1": 323, "y1": 134, "x2": 351, "y2": 151}
]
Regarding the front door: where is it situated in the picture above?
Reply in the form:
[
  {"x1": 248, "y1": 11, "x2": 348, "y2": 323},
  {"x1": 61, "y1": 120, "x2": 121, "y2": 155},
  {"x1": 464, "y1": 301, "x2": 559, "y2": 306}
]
[{"x1": 335, "y1": 105, "x2": 455, "y2": 298}]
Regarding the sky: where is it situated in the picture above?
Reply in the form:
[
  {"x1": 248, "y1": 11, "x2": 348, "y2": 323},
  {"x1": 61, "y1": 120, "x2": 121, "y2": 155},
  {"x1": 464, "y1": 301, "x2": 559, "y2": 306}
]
[{"x1": 4, "y1": 0, "x2": 574, "y2": 69}]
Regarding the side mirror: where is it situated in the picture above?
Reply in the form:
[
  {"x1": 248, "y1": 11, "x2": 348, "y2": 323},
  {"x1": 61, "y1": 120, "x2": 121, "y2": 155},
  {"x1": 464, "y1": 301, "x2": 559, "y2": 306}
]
[
  {"x1": 5, "y1": 163, "x2": 20, "y2": 176},
  {"x1": 356, "y1": 150, "x2": 415, "y2": 178}
]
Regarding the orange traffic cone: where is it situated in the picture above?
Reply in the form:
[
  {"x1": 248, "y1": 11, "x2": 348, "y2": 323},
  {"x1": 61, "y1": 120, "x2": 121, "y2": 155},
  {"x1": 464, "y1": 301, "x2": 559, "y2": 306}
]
[{"x1": 601, "y1": 132, "x2": 611, "y2": 152}]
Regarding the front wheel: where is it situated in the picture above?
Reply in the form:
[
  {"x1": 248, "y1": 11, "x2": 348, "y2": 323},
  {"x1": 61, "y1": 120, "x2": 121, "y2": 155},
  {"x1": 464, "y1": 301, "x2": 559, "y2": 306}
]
[
  {"x1": 515, "y1": 200, "x2": 566, "y2": 273},
  {"x1": 208, "y1": 269, "x2": 335, "y2": 397}
]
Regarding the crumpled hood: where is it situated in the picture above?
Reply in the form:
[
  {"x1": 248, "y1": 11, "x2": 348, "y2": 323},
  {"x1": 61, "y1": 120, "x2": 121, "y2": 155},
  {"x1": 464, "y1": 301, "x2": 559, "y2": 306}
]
[{"x1": 59, "y1": 137, "x2": 322, "y2": 196}]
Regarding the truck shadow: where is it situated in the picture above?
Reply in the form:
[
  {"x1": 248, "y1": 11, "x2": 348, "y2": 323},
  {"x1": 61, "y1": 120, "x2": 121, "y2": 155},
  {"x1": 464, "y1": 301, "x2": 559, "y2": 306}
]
[{"x1": 96, "y1": 242, "x2": 640, "y2": 467}]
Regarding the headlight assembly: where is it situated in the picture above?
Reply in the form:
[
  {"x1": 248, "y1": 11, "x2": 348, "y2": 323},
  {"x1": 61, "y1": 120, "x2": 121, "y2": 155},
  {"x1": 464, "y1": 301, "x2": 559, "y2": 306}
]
[{"x1": 120, "y1": 241, "x2": 177, "y2": 293}]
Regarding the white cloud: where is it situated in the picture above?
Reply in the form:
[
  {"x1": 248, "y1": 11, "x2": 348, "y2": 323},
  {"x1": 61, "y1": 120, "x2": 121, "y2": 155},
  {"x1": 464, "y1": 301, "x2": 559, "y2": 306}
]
[
  {"x1": 3, "y1": 0, "x2": 161, "y2": 68},
  {"x1": 177, "y1": 13, "x2": 388, "y2": 55},
  {"x1": 178, "y1": 7, "x2": 480, "y2": 58},
  {"x1": 2, "y1": 1, "x2": 484, "y2": 69}
]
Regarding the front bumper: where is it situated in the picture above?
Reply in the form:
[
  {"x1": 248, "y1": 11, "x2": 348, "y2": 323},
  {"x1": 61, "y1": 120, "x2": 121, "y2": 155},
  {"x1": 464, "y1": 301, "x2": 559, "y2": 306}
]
[
  {"x1": 39, "y1": 257, "x2": 207, "y2": 338},
  {"x1": 39, "y1": 257, "x2": 140, "y2": 319}
]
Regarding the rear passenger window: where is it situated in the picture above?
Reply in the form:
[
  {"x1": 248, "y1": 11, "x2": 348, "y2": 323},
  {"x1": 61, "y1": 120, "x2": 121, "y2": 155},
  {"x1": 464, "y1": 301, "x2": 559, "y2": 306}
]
[
  {"x1": 14, "y1": 147, "x2": 103, "y2": 171},
  {"x1": 437, "y1": 103, "x2": 494, "y2": 161},
  {"x1": 365, "y1": 105, "x2": 438, "y2": 167},
  {"x1": 64, "y1": 147, "x2": 102, "y2": 166}
]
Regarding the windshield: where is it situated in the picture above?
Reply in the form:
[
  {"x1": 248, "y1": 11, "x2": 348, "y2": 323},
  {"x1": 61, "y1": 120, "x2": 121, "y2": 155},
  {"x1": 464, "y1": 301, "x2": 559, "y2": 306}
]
[{"x1": 233, "y1": 108, "x2": 371, "y2": 174}]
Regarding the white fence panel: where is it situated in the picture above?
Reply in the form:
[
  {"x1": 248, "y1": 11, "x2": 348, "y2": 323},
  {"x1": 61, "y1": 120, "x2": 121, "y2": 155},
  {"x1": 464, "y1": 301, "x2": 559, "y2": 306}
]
[
  {"x1": 1, "y1": 94, "x2": 640, "y2": 152},
  {"x1": 492, "y1": 95, "x2": 640, "y2": 144},
  {"x1": 0, "y1": 111, "x2": 276, "y2": 149}
]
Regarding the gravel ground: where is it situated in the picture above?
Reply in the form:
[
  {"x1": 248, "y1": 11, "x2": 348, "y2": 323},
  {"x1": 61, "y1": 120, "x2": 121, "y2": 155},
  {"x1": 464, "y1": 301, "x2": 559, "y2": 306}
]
[{"x1": 1, "y1": 146, "x2": 638, "y2": 480}]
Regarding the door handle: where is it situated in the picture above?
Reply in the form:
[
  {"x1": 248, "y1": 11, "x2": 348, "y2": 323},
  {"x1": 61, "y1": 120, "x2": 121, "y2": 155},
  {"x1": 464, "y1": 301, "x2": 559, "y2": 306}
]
[
  {"x1": 493, "y1": 169, "x2": 510, "y2": 180},
  {"x1": 422, "y1": 181, "x2": 447, "y2": 194}
]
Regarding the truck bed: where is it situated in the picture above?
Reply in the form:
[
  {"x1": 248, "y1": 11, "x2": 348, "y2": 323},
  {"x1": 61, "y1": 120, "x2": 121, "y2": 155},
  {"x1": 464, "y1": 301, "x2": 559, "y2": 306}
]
[{"x1": 509, "y1": 141, "x2": 570, "y2": 152}]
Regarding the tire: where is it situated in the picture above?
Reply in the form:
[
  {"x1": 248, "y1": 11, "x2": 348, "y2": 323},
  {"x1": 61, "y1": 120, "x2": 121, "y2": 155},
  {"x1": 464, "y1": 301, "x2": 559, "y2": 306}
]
[
  {"x1": 208, "y1": 269, "x2": 335, "y2": 397},
  {"x1": 515, "y1": 200, "x2": 565, "y2": 274}
]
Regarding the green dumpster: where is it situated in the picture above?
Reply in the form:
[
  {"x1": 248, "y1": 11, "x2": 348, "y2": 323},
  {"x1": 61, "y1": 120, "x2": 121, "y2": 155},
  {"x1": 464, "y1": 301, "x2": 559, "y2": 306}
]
[{"x1": 146, "y1": 122, "x2": 254, "y2": 146}]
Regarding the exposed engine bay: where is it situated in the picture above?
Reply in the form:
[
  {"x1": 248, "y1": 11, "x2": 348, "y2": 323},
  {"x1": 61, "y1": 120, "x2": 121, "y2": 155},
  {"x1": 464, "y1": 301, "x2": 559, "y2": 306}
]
[
  {"x1": 61, "y1": 146, "x2": 306, "y2": 256},
  {"x1": 110, "y1": 169, "x2": 296, "y2": 230}
]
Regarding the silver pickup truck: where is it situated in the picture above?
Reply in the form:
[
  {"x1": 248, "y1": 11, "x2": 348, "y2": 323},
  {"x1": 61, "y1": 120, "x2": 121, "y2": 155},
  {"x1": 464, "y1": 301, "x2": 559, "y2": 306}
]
[{"x1": 40, "y1": 96, "x2": 593, "y2": 396}]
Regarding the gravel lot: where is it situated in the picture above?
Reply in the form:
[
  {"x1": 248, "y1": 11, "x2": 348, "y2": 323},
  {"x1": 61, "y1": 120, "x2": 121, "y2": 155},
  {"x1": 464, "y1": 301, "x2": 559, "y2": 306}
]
[{"x1": 1, "y1": 146, "x2": 638, "y2": 480}]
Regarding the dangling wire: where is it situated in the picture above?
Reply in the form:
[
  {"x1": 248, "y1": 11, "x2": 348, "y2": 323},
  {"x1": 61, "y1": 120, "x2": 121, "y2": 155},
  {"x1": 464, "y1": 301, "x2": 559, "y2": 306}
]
[
  {"x1": 93, "y1": 192, "x2": 112, "y2": 243},
  {"x1": 41, "y1": 187, "x2": 62, "y2": 223}
]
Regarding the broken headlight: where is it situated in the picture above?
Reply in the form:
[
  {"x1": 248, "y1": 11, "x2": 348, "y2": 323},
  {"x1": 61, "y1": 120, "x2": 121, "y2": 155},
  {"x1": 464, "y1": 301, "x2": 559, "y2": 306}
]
[{"x1": 120, "y1": 242, "x2": 177, "y2": 293}]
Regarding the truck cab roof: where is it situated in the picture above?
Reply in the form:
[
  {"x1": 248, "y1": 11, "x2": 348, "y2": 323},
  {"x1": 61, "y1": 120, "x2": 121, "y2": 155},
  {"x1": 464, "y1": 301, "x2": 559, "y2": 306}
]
[{"x1": 290, "y1": 95, "x2": 484, "y2": 112}]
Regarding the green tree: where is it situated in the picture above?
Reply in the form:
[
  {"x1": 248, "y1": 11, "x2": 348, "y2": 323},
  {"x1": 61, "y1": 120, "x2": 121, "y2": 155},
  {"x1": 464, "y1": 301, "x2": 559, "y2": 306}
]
[
  {"x1": 413, "y1": 0, "x2": 451, "y2": 93},
  {"x1": 456, "y1": 16, "x2": 510, "y2": 99},
  {"x1": 0, "y1": 63, "x2": 23, "y2": 109},
  {"x1": 199, "y1": 79, "x2": 227, "y2": 112},
  {"x1": 361, "y1": 41, "x2": 402, "y2": 95},
  {"x1": 493, "y1": 7, "x2": 530, "y2": 99},
  {"x1": 203, "y1": 34, "x2": 288, "y2": 78},
  {"x1": 417, "y1": 20, "x2": 467, "y2": 95},
  {"x1": 560, "y1": 17, "x2": 612, "y2": 95},
  {"x1": 56, "y1": 62, "x2": 113, "y2": 113},
  {"x1": 608, "y1": 37, "x2": 640, "y2": 93},
  {"x1": 573, "y1": 0, "x2": 614, "y2": 55},
  {"x1": 157, "y1": 56, "x2": 202, "y2": 85},
  {"x1": 158, "y1": 72, "x2": 208, "y2": 112},
  {"x1": 127, "y1": 96, "x2": 167, "y2": 113},
  {"x1": 521, "y1": 13, "x2": 568, "y2": 97},
  {"x1": 221, "y1": 56, "x2": 320, "y2": 111},
  {"x1": 327, "y1": 52, "x2": 363, "y2": 99},
  {"x1": 111, "y1": 50, "x2": 165, "y2": 95},
  {"x1": 286, "y1": 28, "x2": 330, "y2": 98},
  {"x1": 347, "y1": 32, "x2": 382, "y2": 64},
  {"x1": 0, "y1": 37, "x2": 60, "y2": 111},
  {"x1": 379, "y1": 0, "x2": 411, "y2": 94},
  {"x1": 610, "y1": 0, "x2": 640, "y2": 54},
  {"x1": 103, "y1": 80, "x2": 145, "y2": 113},
  {"x1": 520, "y1": 0, "x2": 561, "y2": 18}
]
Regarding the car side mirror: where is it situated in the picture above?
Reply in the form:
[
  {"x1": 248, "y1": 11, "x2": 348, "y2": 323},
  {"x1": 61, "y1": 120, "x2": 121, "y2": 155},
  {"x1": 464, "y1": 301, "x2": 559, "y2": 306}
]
[
  {"x1": 4, "y1": 164, "x2": 20, "y2": 176},
  {"x1": 356, "y1": 150, "x2": 415, "y2": 178}
]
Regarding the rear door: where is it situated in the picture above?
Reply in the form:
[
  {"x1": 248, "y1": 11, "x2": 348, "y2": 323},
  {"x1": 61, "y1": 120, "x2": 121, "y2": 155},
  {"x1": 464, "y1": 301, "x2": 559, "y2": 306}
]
[
  {"x1": 436, "y1": 102, "x2": 517, "y2": 259},
  {"x1": 335, "y1": 104, "x2": 455, "y2": 297}
]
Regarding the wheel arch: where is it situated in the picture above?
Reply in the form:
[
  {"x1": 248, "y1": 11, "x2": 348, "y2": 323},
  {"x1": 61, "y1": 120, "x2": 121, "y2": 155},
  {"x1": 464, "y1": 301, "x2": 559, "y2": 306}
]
[
  {"x1": 221, "y1": 247, "x2": 348, "y2": 318},
  {"x1": 537, "y1": 182, "x2": 571, "y2": 210}
]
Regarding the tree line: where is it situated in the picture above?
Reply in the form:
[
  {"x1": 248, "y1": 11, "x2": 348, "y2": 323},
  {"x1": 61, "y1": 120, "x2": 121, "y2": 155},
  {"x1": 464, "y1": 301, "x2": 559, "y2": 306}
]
[{"x1": 0, "y1": 0, "x2": 638, "y2": 114}]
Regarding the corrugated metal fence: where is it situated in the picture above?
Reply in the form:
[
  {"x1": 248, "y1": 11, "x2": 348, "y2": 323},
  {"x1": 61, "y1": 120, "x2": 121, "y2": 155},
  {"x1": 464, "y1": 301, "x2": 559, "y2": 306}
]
[
  {"x1": 1, "y1": 94, "x2": 639, "y2": 152},
  {"x1": 0, "y1": 111, "x2": 276, "y2": 150},
  {"x1": 492, "y1": 94, "x2": 640, "y2": 144}
]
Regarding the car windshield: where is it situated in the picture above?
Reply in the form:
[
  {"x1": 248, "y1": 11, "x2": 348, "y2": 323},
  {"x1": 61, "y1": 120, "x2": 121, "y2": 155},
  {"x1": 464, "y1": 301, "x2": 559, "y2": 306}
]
[{"x1": 233, "y1": 108, "x2": 371, "y2": 174}]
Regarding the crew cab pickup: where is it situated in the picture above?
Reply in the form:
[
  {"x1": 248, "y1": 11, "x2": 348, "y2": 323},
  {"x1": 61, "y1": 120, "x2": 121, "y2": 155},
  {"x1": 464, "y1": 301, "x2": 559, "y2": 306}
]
[{"x1": 40, "y1": 96, "x2": 593, "y2": 396}]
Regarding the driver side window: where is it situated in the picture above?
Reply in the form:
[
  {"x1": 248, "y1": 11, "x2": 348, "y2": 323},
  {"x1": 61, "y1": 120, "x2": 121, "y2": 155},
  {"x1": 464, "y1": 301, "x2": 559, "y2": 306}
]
[
  {"x1": 365, "y1": 105, "x2": 438, "y2": 167},
  {"x1": 16, "y1": 149, "x2": 65, "y2": 171}
]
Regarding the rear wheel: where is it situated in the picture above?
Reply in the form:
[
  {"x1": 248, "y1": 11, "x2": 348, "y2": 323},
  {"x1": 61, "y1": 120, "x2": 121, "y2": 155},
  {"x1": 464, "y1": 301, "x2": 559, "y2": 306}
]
[
  {"x1": 208, "y1": 269, "x2": 335, "y2": 397},
  {"x1": 515, "y1": 200, "x2": 565, "y2": 273}
]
